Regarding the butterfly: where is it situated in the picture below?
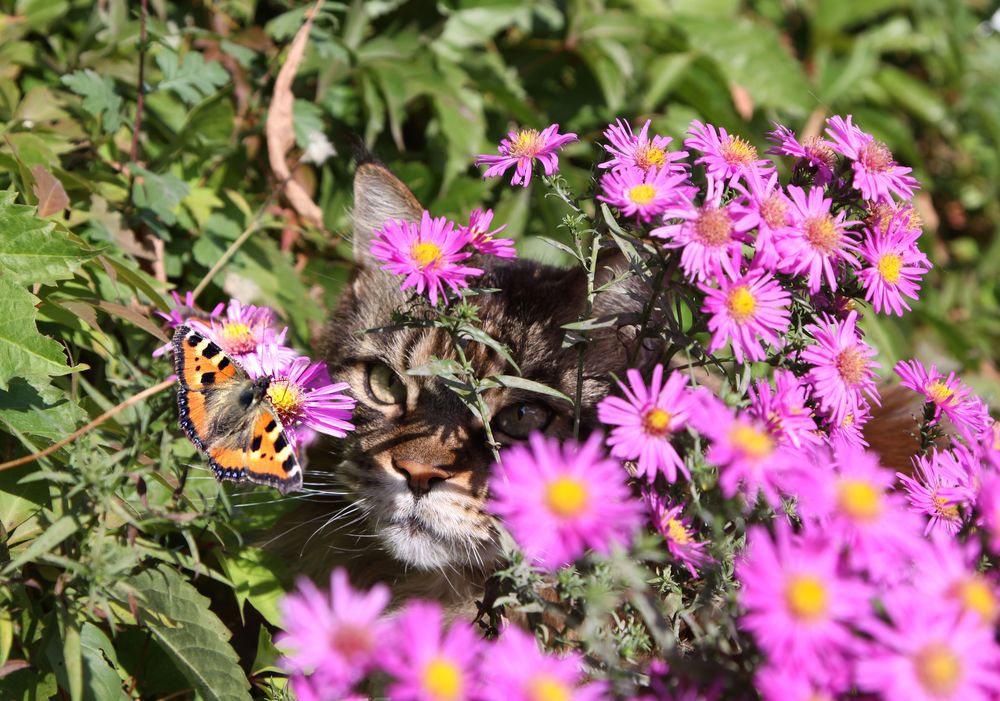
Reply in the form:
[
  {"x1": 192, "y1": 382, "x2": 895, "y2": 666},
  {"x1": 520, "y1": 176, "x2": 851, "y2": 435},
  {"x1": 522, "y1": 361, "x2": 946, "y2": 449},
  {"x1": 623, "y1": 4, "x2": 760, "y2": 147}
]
[{"x1": 171, "y1": 324, "x2": 303, "y2": 494}]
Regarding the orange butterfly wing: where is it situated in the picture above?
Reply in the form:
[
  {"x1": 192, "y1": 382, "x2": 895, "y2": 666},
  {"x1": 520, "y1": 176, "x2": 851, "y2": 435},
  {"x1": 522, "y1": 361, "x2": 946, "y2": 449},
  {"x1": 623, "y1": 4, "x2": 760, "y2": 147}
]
[
  {"x1": 206, "y1": 411, "x2": 302, "y2": 494},
  {"x1": 172, "y1": 325, "x2": 240, "y2": 450}
]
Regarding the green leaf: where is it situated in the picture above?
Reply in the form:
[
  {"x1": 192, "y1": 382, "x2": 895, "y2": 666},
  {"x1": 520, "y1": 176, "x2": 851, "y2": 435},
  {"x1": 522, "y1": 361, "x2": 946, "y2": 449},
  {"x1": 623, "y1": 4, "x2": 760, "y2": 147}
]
[
  {"x1": 0, "y1": 191, "x2": 97, "y2": 285},
  {"x1": 481, "y1": 375, "x2": 572, "y2": 403},
  {"x1": 292, "y1": 99, "x2": 326, "y2": 150},
  {"x1": 58, "y1": 604, "x2": 83, "y2": 701},
  {"x1": 115, "y1": 567, "x2": 252, "y2": 701},
  {"x1": 2, "y1": 514, "x2": 79, "y2": 574},
  {"x1": 79, "y1": 624, "x2": 129, "y2": 701},
  {"x1": 456, "y1": 324, "x2": 521, "y2": 375},
  {"x1": 155, "y1": 51, "x2": 230, "y2": 106},
  {"x1": 216, "y1": 547, "x2": 290, "y2": 628},
  {"x1": 0, "y1": 278, "x2": 82, "y2": 392},
  {"x1": 60, "y1": 70, "x2": 125, "y2": 133},
  {"x1": 129, "y1": 165, "x2": 190, "y2": 226}
]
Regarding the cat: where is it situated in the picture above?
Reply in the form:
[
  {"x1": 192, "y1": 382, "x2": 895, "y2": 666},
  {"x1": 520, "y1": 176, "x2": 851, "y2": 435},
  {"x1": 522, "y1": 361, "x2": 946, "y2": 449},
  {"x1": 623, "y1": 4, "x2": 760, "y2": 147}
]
[{"x1": 264, "y1": 154, "x2": 655, "y2": 615}]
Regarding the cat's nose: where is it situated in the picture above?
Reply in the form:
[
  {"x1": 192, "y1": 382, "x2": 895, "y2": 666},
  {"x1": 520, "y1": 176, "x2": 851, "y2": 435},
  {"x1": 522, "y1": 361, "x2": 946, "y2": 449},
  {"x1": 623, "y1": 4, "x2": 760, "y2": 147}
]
[{"x1": 392, "y1": 458, "x2": 451, "y2": 496}]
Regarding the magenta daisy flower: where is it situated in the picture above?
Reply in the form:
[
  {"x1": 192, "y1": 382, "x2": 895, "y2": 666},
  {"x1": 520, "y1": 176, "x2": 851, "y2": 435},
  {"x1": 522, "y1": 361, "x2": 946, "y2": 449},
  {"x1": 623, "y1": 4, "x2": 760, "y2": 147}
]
[
  {"x1": 825, "y1": 397, "x2": 872, "y2": 449},
  {"x1": 153, "y1": 291, "x2": 225, "y2": 357},
  {"x1": 459, "y1": 208, "x2": 516, "y2": 259},
  {"x1": 684, "y1": 120, "x2": 772, "y2": 182},
  {"x1": 488, "y1": 433, "x2": 642, "y2": 570},
  {"x1": 644, "y1": 490, "x2": 710, "y2": 577},
  {"x1": 476, "y1": 124, "x2": 577, "y2": 187},
  {"x1": 599, "y1": 118, "x2": 688, "y2": 173},
  {"x1": 856, "y1": 592, "x2": 1000, "y2": 701},
  {"x1": 652, "y1": 176, "x2": 752, "y2": 282},
  {"x1": 729, "y1": 167, "x2": 795, "y2": 270},
  {"x1": 898, "y1": 449, "x2": 976, "y2": 536},
  {"x1": 747, "y1": 370, "x2": 822, "y2": 450},
  {"x1": 913, "y1": 536, "x2": 999, "y2": 627},
  {"x1": 194, "y1": 298, "x2": 296, "y2": 364},
  {"x1": 894, "y1": 359, "x2": 989, "y2": 434},
  {"x1": 244, "y1": 344, "x2": 356, "y2": 444},
  {"x1": 737, "y1": 523, "x2": 871, "y2": 688},
  {"x1": 766, "y1": 124, "x2": 838, "y2": 186},
  {"x1": 825, "y1": 114, "x2": 919, "y2": 203},
  {"x1": 596, "y1": 364, "x2": 704, "y2": 483},
  {"x1": 370, "y1": 211, "x2": 483, "y2": 306},
  {"x1": 277, "y1": 568, "x2": 390, "y2": 699},
  {"x1": 482, "y1": 627, "x2": 606, "y2": 701},
  {"x1": 801, "y1": 311, "x2": 880, "y2": 428},
  {"x1": 700, "y1": 268, "x2": 792, "y2": 363},
  {"x1": 382, "y1": 601, "x2": 482, "y2": 701},
  {"x1": 858, "y1": 211, "x2": 931, "y2": 315},
  {"x1": 977, "y1": 473, "x2": 1000, "y2": 555},
  {"x1": 775, "y1": 185, "x2": 860, "y2": 293},
  {"x1": 597, "y1": 164, "x2": 690, "y2": 224}
]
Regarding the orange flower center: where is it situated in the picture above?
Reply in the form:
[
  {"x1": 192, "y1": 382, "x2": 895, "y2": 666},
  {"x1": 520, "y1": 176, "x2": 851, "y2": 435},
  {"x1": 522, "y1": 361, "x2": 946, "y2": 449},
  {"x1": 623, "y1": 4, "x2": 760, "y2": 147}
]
[
  {"x1": 913, "y1": 643, "x2": 962, "y2": 696},
  {"x1": 635, "y1": 144, "x2": 667, "y2": 170},
  {"x1": 760, "y1": 194, "x2": 788, "y2": 230},
  {"x1": 721, "y1": 135, "x2": 757, "y2": 168},
  {"x1": 835, "y1": 347, "x2": 869, "y2": 385},
  {"x1": 642, "y1": 407, "x2": 672, "y2": 437},
  {"x1": 803, "y1": 136, "x2": 837, "y2": 169},
  {"x1": 694, "y1": 206, "x2": 734, "y2": 247},
  {"x1": 803, "y1": 215, "x2": 841, "y2": 254},
  {"x1": 509, "y1": 129, "x2": 543, "y2": 158},
  {"x1": 926, "y1": 381, "x2": 955, "y2": 405}
]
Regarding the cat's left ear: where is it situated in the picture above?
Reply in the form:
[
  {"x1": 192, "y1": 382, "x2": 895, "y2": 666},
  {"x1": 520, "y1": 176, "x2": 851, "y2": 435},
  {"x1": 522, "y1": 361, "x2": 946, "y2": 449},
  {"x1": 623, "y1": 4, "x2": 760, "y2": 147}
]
[{"x1": 351, "y1": 161, "x2": 424, "y2": 265}]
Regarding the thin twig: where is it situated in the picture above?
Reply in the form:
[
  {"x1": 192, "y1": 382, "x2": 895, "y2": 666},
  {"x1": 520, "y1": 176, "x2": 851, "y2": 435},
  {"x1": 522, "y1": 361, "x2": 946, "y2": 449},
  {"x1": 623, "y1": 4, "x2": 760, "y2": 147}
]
[
  {"x1": 126, "y1": 0, "x2": 149, "y2": 204},
  {"x1": 0, "y1": 379, "x2": 174, "y2": 472}
]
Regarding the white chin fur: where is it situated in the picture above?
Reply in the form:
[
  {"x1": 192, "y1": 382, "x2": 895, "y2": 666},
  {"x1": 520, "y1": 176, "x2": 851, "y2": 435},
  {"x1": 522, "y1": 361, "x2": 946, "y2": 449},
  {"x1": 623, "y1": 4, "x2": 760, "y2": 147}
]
[{"x1": 379, "y1": 522, "x2": 486, "y2": 570}]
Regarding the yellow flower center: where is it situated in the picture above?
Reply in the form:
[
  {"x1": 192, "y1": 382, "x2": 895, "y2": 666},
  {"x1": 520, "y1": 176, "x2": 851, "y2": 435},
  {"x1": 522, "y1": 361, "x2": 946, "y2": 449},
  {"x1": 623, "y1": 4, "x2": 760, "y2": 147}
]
[
  {"x1": 220, "y1": 321, "x2": 257, "y2": 355},
  {"x1": 422, "y1": 657, "x2": 463, "y2": 700},
  {"x1": 726, "y1": 285, "x2": 757, "y2": 323},
  {"x1": 760, "y1": 194, "x2": 788, "y2": 230},
  {"x1": 694, "y1": 206, "x2": 734, "y2": 247},
  {"x1": 642, "y1": 407, "x2": 672, "y2": 437},
  {"x1": 728, "y1": 424, "x2": 774, "y2": 460},
  {"x1": 953, "y1": 576, "x2": 998, "y2": 622},
  {"x1": 932, "y1": 496, "x2": 960, "y2": 522},
  {"x1": 266, "y1": 379, "x2": 304, "y2": 425},
  {"x1": 546, "y1": 477, "x2": 588, "y2": 518},
  {"x1": 836, "y1": 479, "x2": 882, "y2": 522},
  {"x1": 665, "y1": 517, "x2": 692, "y2": 545},
  {"x1": 784, "y1": 575, "x2": 829, "y2": 621},
  {"x1": 804, "y1": 215, "x2": 841, "y2": 253},
  {"x1": 859, "y1": 140, "x2": 893, "y2": 173},
  {"x1": 721, "y1": 135, "x2": 757, "y2": 168},
  {"x1": 876, "y1": 252, "x2": 903, "y2": 284},
  {"x1": 529, "y1": 675, "x2": 572, "y2": 701},
  {"x1": 635, "y1": 144, "x2": 667, "y2": 170},
  {"x1": 628, "y1": 184, "x2": 657, "y2": 205},
  {"x1": 914, "y1": 643, "x2": 962, "y2": 696},
  {"x1": 412, "y1": 242, "x2": 443, "y2": 268},
  {"x1": 866, "y1": 202, "x2": 895, "y2": 233},
  {"x1": 926, "y1": 381, "x2": 955, "y2": 405},
  {"x1": 509, "y1": 129, "x2": 543, "y2": 158},
  {"x1": 835, "y1": 347, "x2": 869, "y2": 385}
]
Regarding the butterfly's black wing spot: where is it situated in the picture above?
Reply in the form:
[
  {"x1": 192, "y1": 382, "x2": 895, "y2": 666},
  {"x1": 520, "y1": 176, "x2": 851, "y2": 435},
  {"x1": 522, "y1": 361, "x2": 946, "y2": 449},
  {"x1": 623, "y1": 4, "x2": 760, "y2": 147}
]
[
  {"x1": 282, "y1": 454, "x2": 296, "y2": 472},
  {"x1": 250, "y1": 434, "x2": 262, "y2": 452},
  {"x1": 201, "y1": 372, "x2": 216, "y2": 385},
  {"x1": 217, "y1": 356, "x2": 231, "y2": 372},
  {"x1": 273, "y1": 433, "x2": 288, "y2": 453},
  {"x1": 186, "y1": 333, "x2": 202, "y2": 348},
  {"x1": 264, "y1": 419, "x2": 277, "y2": 434}
]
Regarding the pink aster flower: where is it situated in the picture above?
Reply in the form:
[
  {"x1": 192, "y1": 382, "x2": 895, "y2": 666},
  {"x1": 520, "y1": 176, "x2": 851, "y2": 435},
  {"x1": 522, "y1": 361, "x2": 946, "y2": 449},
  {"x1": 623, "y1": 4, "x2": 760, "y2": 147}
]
[
  {"x1": 596, "y1": 364, "x2": 704, "y2": 483},
  {"x1": 766, "y1": 124, "x2": 838, "y2": 186},
  {"x1": 652, "y1": 176, "x2": 752, "y2": 282},
  {"x1": 737, "y1": 523, "x2": 871, "y2": 688},
  {"x1": 699, "y1": 268, "x2": 791, "y2": 363},
  {"x1": 597, "y1": 164, "x2": 691, "y2": 224},
  {"x1": 894, "y1": 359, "x2": 990, "y2": 435},
  {"x1": 194, "y1": 298, "x2": 296, "y2": 364},
  {"x1": 825, "y1": 397, "x2": 872, "y2": 449},
  {"x1": 153, "y1": 290, "x2": 225, "y2": 357},
  {"x1": 775, "y1": 185, "x2": 860, "y2": 293},
  {"x1": 858, "y1": 211, "x2": 931, "y2": 315},
  {"x1": 244, "y1": 344, "x2": 356, "y2": 444},
  {"x1": 643, "y1": 490, "x2": 710, "y2": 577},
  {"x1": 825, "y1": 114, "x2": 919, "y2": 203},
  {"x1": 599, "y1": 118, "x2": 688, "y2": 173},
  {"x1": 476, "y1": 124, "x2": 577, "y2": 187},
  {"x1": 756, "y1": 664, "x2": 842, "y2": 701},
  {"x1": 747, "y1": 370, "x2": 822, "y2": 450},
  {"x1": 459, "y1": 208, "x2": 516, "y2": 259},
  {"x1": 786, "y1": 441, "x2": 923, "y2": 582},
  {"x1": 801, "y1": 311, "x2": 880, "y2": 428},
  {"x1": 729, "y1": 167, "x2": 795, "y2": 270},
  {"x1": 684, "y1": 120, "x2": 772, "y2": 183},
  {"x1": 382, "y1": 601, "x2": 482, "y2": 701},
  {"x1": 489, "y1": 433, "x2": 642, "y2": 570},
  {"x1": 912, "y1": 535, "x2": 999, "y2": 627},
  {"x1": 482, "y1": 627, "x2": 606, "y2": 701},
  {"x1": 856, "y1": 592, "x2": 1000, "y2": 701},
  {"x1": 977, "y1": 473, "x2": 1000, "y2": 555},
  {"x1": 276, "y1": 568, "x2": 390, "y2": 699},
  {"x1": 898, "y1": 449, "x2": 976, "y2": 536},
  {"x1": 370, "y1": 211, "x2": 483, "y2": 306}
]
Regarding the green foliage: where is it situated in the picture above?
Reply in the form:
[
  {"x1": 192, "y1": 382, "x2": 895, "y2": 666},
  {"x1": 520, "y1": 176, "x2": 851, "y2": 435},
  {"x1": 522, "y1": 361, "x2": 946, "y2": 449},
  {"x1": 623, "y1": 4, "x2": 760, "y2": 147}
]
[{"x1": 0, "y1": 0, "x2": 996, "y2": 698}]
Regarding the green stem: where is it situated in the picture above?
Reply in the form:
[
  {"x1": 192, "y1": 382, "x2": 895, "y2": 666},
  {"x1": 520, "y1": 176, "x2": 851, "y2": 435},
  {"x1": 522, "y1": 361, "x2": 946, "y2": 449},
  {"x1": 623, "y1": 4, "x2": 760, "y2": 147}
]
[{"x1": 452, "y1": 332, "x2": 502, "y2": 464}]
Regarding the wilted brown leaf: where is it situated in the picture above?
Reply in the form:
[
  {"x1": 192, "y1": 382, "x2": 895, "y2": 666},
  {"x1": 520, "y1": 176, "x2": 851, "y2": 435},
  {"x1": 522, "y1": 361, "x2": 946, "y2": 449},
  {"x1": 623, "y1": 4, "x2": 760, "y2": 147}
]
[{"x1": 31, "y1": 165, "x2": 69, "y2": 217}]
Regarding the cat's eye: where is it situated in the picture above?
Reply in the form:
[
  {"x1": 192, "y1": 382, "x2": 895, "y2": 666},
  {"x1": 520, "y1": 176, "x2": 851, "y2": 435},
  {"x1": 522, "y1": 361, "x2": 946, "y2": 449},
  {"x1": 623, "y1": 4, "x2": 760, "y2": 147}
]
[
  {"x1": 366, "y1": 362, "x2": 406, "y2": 405},
  {"x1": 493, "y1": 402, "x2": 553, "y2": 439}
]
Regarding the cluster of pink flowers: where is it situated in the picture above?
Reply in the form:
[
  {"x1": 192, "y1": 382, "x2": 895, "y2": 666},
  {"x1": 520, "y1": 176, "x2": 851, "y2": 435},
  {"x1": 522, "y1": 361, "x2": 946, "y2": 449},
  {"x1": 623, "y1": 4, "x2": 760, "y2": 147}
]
[
  {"x1": 159, "y1": 294, "x2": 355, "y2": 452},
  {"x1": 278, "y1": 568, "x2": 605, "y2": 701},
  {"x1": 369, "y1": 208, "x2": 516, "y2": 306}
]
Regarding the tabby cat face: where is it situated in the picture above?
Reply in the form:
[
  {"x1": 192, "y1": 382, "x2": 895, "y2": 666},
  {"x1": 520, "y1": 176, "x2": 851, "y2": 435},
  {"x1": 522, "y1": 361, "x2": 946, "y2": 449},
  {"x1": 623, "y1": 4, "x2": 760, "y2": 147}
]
[{"x1": 315, "y1": 162, "x2": 648, "y2": 572}]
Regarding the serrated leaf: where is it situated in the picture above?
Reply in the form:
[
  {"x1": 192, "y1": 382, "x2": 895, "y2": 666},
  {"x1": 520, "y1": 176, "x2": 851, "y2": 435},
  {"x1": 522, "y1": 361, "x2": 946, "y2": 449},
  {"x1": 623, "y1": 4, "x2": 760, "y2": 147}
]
[
  {"x1": 0, "y1": 278, "x2": 82, "y2": 392},
  {"x1": 217, "y1": 547, "x2": 290, "y2": 627},
  {"x1": 129, "y1": 165, "x2": 189, "y2": 226},
  {"x1": 115, "y1": 567, "x2": 251, "y2": 701},
  {"x1": 481, "y1": 375, "x2": 572, "y2": 403},
  {"x1": 31, "y1": 166, "x2": 69, "y2": 217},
  {"x1": 60, "y1": 70, "x2": 125, "y2": 133},
  {"x1": 155, "y1": 51, "x2": 230, "y2": 106},
  {"x1": 0, "y1": 191, "x2": 95, "y2": 285}
]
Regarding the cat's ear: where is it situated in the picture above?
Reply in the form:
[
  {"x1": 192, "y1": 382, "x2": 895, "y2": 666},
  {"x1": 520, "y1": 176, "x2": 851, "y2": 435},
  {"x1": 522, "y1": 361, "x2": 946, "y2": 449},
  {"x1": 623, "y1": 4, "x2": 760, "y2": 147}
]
[{"x1": 351, "y1": 162, "x2": 424, "y2": 265}]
